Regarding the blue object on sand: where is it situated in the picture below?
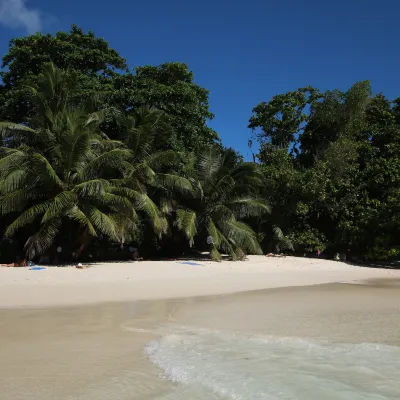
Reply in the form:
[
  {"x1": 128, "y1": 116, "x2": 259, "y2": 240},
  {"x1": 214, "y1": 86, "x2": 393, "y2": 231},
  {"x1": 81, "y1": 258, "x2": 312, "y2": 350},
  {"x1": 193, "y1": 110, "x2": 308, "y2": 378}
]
[
  {"x1": 29, "y1": 267, "x2": 46, "y2": 270},
  {"x1": 179, "y1": 261, "x2": 202, "y2": 266}
]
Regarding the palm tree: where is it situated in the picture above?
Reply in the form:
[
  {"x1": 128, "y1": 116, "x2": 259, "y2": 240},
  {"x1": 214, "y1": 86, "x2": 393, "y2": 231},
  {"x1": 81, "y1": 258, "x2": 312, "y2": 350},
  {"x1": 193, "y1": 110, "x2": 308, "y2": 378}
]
[
  {"x1": 174, "y1": 148, "x2": 270, "y2": 260},
  {"x1": 0, "y1": 64, "x2": 152, "y2": 259},
  {"x1": 109, "y1": 105, "x2": 194, "y2": 242}
]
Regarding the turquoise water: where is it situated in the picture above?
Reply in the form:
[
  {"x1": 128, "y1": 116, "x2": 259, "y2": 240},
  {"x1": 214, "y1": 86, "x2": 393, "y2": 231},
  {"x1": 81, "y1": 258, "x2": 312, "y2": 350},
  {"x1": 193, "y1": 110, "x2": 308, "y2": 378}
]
[{"x1": 145, "y1": 326, "x2": 400, "y2": 400}]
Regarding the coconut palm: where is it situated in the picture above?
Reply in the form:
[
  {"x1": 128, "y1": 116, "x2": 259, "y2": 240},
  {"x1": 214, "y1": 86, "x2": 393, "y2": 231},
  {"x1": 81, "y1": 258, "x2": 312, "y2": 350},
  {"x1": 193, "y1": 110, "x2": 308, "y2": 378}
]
[
  {"x1": 174, "y1": 148, "x2": 270, "y2": 260},
  {"x1": 0, "y1": 64, "x2": 159, "y2": 259},
  {"x1": 110, "y1": 105, "x2": 194, "y2": 238}
]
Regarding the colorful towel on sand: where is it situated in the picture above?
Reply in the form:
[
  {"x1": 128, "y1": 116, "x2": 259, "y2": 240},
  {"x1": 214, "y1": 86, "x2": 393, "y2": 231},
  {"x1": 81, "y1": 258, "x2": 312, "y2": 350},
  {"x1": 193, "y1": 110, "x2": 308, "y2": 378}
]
[{"x1": 179, "y1": 261, "x2": 203, "y2": 266}]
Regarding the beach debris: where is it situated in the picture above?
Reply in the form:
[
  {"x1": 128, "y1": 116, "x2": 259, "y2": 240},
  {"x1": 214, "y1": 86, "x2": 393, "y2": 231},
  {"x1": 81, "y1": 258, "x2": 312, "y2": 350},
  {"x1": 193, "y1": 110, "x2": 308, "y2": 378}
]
[
  {"x1": 29, "y1": 267, "x2": 46, "y2": 271},
  {"x1": 75, "y1": 263, "x2": 89, "y2": 269}
]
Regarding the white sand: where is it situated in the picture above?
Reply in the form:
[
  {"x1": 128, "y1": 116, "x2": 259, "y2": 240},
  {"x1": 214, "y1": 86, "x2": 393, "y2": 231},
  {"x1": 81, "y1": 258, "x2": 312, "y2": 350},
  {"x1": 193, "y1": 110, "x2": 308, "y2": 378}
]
[{"x1": 0, "y1": 256, "x2": 399, "y2": 308}]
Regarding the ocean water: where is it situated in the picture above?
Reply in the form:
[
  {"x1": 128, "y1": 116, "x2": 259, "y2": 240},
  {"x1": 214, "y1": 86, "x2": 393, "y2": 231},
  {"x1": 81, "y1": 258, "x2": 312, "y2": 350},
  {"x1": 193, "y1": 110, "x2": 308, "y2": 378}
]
[
  {"x1": 2, "y1": 282, "x2": 400, "y2": 400},
  {"x1": 145, "y1": 325, "x2": 400, "y2": 400}
]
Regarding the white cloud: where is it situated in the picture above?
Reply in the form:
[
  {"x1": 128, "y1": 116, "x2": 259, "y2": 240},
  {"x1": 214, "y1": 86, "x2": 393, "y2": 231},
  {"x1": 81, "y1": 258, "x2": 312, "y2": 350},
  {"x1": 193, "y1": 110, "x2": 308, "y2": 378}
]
[{"x1": 0, "y1": 0, "x2": 42, "y2": 33}]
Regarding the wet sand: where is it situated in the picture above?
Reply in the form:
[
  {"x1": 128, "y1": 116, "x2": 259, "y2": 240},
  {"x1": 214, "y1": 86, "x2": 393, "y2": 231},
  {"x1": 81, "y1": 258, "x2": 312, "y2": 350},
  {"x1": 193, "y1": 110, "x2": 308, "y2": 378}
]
[
  {"x1": 1, "y1": 278, "x2": 400, "y2": 399},
  {"x1": 174, "y1": 278, "x2": 400, "y2": 345}
]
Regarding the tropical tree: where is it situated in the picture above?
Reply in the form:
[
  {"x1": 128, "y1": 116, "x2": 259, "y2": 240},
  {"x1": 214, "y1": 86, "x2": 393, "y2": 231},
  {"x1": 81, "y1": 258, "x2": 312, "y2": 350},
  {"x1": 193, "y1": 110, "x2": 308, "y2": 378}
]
[
  {"x1": 108, "y1": 104, "x2": 194, "y2": 246},
  {"x1": 0, "y1": 64, "x2": 147, "y2": 260},
  {"x1": 174, "y1": 148, "x2": 270, "y2": 260},
  {"x1": 0, "y1": 25, "x2": 127, "y2": 120},
  {"x1": 109, "y1": 62, "x2": 219, "y2": 152}
]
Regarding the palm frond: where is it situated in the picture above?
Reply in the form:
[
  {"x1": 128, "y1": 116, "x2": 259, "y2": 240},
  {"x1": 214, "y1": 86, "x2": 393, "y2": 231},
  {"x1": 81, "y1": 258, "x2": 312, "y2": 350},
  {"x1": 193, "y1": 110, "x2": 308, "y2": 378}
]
[
  {"x1": 175, "y1": 209, "x2": 197, "y2": 246},
  {"x1": 42, "y1": 191, "x2": 77, "y2": 222},
  {"x1": 80, "y1": 148, "x2": 132, "y2": 180},
  {"x1": 0, "y1": 169, "x2": 26, "y2": 193},
  {"x1": 155, "y1": 173, "x2": 193, "y2": 193},
  {"x1": 67, "y1": 206, "x2": 97, "y2": 236},
  {"x1": 228, "y1": 198, "x2": 271, "y2": 218},
  {"x1": 222, "y1": 219, "x2": 263, "y2": 255},
  {"x1": 99, "y1": 193, "x2": 138, "y2": 220},
  {"x1": 24, "y1": 218, "x2": 62, "y2": 259},
  {"x1": 5, "y1": 200, "x2": 52, "y2": 237},
  {"x1": 210, "y1": 204, "x2": 235, "y2": 221},
  {"x1": 31, "y1": 153, "x2": 64, "y2": 188},
  {"x1": 207, "y1": 218, "x2": 221, "y2": 248},
  {"x1": 210, "y1": 246, "x2": 222, "y2": 261},
  {"x1": 73, "y1": 179, "x2": 110, "y2": 197},
  {"x1": 273, "y1": 226, "x2": 294, "y2": 252},
  {"x1": 105, "y1": 187, "x2": 166, "y2": 235},
  {"x1": 87, "y1": 206, "x2": 117, "y2": 238},
  {"x1": 207, "y1": 218, "x2": 237, "y2": 259},
  {"x1": 146, "y1": 150, "x2": 182, "y2": 170},
  {"x1": 159, "y1": 197, "x2": 176, "y2": 215},
  {"x1": 1, "y1": 189, "x2": 28, "y2": 214},
  {"x1": 196, "y1": 148, "x2": 222, "y2": 182},
  {"x1": 0, "y1": 122, "x2": 37, "y2": 139}
]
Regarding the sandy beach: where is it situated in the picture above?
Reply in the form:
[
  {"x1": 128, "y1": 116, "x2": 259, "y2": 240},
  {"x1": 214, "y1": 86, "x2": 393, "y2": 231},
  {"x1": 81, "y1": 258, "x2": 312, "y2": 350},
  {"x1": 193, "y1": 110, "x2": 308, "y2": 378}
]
[
  {"x1": 0, "y1": 256, "x2": 399, "y2": 308},
  {"x1": 1, "y1": 257, "x2": 400, "y2": 400}
]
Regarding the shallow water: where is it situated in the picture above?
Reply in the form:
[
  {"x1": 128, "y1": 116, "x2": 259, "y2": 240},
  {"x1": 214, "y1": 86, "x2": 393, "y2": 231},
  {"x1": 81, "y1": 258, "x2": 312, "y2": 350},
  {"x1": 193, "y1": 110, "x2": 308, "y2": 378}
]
[
  {"x1": 1, "y1": 281, "x2": 400, "y2": 399},
  {"x1": 145, "y1": 325, "x2": 400, "y2": 399}
]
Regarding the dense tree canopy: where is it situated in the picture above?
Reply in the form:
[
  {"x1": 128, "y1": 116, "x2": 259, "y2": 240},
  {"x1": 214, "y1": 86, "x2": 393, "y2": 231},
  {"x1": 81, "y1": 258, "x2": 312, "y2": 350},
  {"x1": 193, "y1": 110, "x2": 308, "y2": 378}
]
[
  {"x1": 252, "y1": 81, "x2": 400, "y2": 261},
  {"x1": 110, "y1": 62, "x2": 218, "y2": 151},
  {"x1": 0, "y1": 25, "x2": 218, "y2": 152},
  {"x1": 0, "y1": 26, "x2": 399, "y2": 263}
]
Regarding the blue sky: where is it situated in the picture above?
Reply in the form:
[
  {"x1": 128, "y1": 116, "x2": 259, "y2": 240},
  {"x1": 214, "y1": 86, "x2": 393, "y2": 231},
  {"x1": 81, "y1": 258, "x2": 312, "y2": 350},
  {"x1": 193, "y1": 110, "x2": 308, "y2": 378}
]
[{"x1": 0, "y1": 0, "x2": 399, "y2": 158}]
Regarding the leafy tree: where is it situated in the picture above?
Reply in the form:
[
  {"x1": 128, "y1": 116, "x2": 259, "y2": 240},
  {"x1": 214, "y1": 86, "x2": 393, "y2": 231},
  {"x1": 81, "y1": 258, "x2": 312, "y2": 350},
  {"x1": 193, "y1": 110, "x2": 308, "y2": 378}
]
[
  {"x1": 249, "y1": 87, "x2": 318, "y2": 151},
  {"x1": 110, "y1": 62, "x2": 219, "y2": 152},
  {"x1": 299, "y1": 81, "x2": 371, "y2": 166},
  {"x1": 0, "y1": 25, "x2": 127, "y2": 123},
  {"x1": 250, "y1": 80, "x2": 400, "y2": 260},
  {"x1": 0, "y1": 27, "x2": 218, "y2": 154},
  {"x1": 1, "y1": 25, "x2": 126, "y2": 85}
]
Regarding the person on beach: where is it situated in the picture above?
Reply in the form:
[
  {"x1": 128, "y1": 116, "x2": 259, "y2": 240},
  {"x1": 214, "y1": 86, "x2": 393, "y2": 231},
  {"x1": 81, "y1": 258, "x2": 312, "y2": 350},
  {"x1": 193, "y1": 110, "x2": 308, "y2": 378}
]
[{"x1": 129, "y1": 247, "x2": 142, "y2": 261}]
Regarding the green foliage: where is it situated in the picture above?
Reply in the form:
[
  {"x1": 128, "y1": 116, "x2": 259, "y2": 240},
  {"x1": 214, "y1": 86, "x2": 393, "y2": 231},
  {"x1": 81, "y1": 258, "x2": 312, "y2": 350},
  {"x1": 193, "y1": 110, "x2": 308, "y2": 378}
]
[
  {"x1": 249, "y1": 87, "x2": 319, "y2": 151},
  {"x1": 0, "y1": 63, "x2": 179, "y2": 259},
  {"x1": 289, "y1": 230, "x2": 326, "y2": 254},
  {"x1": 365, "y1": 246, "x2": 400, "y2": 261},
  {"x1": 251, "y1": 81, "x2": 400, "y2": 261},
  {"x1": 0, "y1": 64, "x2": 137, "y2": 258},
  {"x1": 0, "y1": 52, "x2": 262, "y2": 261},
  {"x1": 110, "y1": 62, "x2": 219, "y2": 151},
  {"x1": 1, "y1": 27, "x2": 399, "y2": 264},
  {"x1": 0, "y1": 26, "x2": 216, "y2": 154},
  {"x1": 0, "y1": 25, "x2": 126, "y2": 123},
  {"x1": 174, "y1": 148, "x2": 270, "y2": 260}
]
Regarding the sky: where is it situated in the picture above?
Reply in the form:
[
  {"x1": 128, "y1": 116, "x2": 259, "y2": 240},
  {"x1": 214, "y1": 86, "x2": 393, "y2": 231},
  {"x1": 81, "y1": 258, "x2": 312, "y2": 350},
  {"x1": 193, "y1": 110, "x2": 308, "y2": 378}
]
[{"x1": 0, "y1": 0, "x2": 399, "y2": 159}]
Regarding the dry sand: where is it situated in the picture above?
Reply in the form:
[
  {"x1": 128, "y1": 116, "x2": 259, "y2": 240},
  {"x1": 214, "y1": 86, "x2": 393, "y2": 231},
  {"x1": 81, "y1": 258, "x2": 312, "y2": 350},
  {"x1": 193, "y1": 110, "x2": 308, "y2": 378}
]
[{"x1": 0, "y1": 256, "x2": 399, "y2": 308}]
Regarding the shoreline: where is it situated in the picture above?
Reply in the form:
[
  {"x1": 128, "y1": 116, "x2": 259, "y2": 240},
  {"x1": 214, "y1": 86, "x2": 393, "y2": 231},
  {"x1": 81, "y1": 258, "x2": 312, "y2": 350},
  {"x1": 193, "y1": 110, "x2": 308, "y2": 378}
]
[
  {"x1": 1, "y1": 266, "x2": 400, "y2": 399},
  {"x1": 0, "y1": 256, "x2": 399, "y2": 309}
]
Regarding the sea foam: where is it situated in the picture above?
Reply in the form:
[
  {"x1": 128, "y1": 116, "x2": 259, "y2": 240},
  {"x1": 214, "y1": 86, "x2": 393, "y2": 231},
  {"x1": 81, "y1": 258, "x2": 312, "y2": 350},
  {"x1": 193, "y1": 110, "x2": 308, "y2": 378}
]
[{"x1": 145, "y1": 326, "x2": 400, "y2": 400}]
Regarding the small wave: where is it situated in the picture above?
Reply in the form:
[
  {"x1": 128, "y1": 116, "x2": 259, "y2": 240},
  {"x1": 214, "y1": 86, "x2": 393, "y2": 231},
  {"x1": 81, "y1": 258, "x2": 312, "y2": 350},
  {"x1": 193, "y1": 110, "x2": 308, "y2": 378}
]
[{"x1": 145, "y1": 327, "x2": 400, "y2": 400}]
